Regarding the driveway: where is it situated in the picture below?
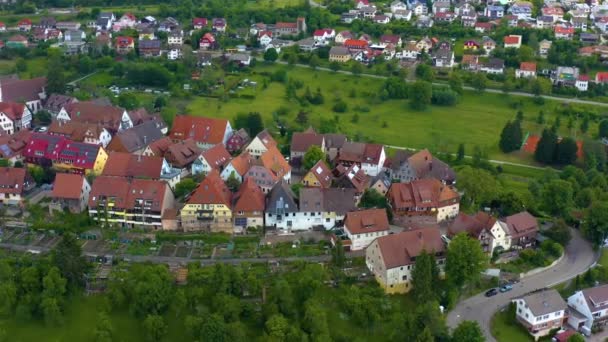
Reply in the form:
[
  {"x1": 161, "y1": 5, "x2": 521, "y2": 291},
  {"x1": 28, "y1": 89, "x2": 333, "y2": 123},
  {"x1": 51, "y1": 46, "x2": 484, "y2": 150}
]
[{"x1": 447, "y1": 228, "x2": 598, "y2": 341}]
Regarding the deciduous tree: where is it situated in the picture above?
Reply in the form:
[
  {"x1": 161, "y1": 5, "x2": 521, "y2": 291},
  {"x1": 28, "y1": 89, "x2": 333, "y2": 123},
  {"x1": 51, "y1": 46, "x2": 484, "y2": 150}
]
[
  {"x1": 445, "y1": 234, "x2": 487, "y2": 288},
  {"x1": 408, "y1": 81, "x2": 432, "y2": 110},
  {"x1": 143, "y1": 314, "x2": 167, "y2": 342},
  {"x1": 451, "y1": 321, "x2": 484, "y2": 342},
  {"x1": 303, "y1": 146, "x2": 325, "y2": 171},
  {"x1": 411, "y1": 250, "x2": 439, "y2": 303},
  {"x1": 582, "y1": 201, "x2": 608, "y2": 246}
]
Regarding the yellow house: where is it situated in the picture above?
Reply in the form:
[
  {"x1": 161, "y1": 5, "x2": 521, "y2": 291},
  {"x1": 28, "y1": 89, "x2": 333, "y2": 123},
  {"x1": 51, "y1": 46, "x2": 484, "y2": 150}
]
[
  {"x1": 302, "y1": 160, "x2": 332, "y2": 188},
  {"x1": 180, "y1": 170, "x2": 233, "y2": 233},
  {"x1": 52, "y1": 144, "x2": 108, "y2": 175}
]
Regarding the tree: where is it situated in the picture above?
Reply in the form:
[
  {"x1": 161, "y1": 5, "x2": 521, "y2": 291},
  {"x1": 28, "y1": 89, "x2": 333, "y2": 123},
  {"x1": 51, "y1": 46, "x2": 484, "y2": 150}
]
[
  {"x1": 200, "y1": 313, "x2": 227, "y2": 341},
  {"x1": 599, "y1": 120, "x2": 608, "y2": 138},
  {"x1": 351, "y1": 62, "x2": 363, "y2": 76},
  {"x1": 457, "y1": 166, "x2": 500, "y2": 208},
  {"x1": 266, "y1": 314, "x2": 289, "y2": 340},
  {"x1": 264, "y1": 48, "x2": 278, "y2": 62},
  {"x1": 582, "y1": 201, "x2": 608, "y2": 246},
  {"x1": 555, "y1": 137, "x2": 578, "y2": 165},
  {"x1": 544, "y1": 219, "x2": 571, "y2": 246},
  {"x1": 409, "y1": 81, "x2": 432, "y2": 110},
  {"x1": 15, "y1": 58, "x2": 27, "y2": 72},
  {"x1": 52, "y1": 233, "x2": 87, "y2": 291},
  {"x1": 331, "y1": 239, "x2": 346, "y2": 268},
  {"x1": 303, "y1": 146, "x2": 325, "y2": 171},
  {"x1": 309, "y1": 55, "x2": 320, "y2": 69},
  {"x1": 415, "y1": 64, "x2": 435, "y2": 82},
  {"x1": 471, "y1": 73, "x2": 487, "y2": 92},
  {"x1": 226, "y1": 173, "x2": 241, "y2": 192},
  {"x1": 534, "y1": 128, "x2": 558, "y2": 164},
  {"x1": 452, "y1": 321, "x2": 484, "y2": 342},
  {"x1": 46, "y1": 54, "x2": 66, "y2": 94},
  {"x1": 499, "y1": 120, "x2": 522, "y2": 153},
  {"x1": 567, "y1": 333, "x2": 586, "y2": 342},
  {"x1": 303, "y1": 300, "x2": 330, "y2": 341},
  {"x1": 329, "y1": 61, "x2": 341, "y2": 72},
  {"x1": 445, "y1": 234, "x2": 487, "y2": 288},
  {"x1": 536, "y1": 110, "x2": 545, "y2": 124},
  {"x1": 174, "y1": 178, "x2": 197, "y2": 198},
  {"x1": 448, "y1": 72, "x2": 463, "y2": 95},
  {"x1": 43, "y1": 267, "x2": 67, "y2": 300},
  {"x1": 496, "y1": 191, "x2": 526, "y2": 216},
  {"x1": 411, "y1": 250, "x2": 439, "y2": 303},
  {"x1": 35, "y1": 110, "x2": 52, "y2": 125},
  {"x1": 41, "y1": 297, "x2": 62, "y2": 326},
  {"x1": 581, "y1": 115, "x2": 590, "y2": 134},
  {"x1": 116, "y1": 92, "x2": 140, "y2": 110},
  {"x1": 246, "y1": 112, "x2": 264, "y2": 137},
  {"x1": 530, "y1": 78, "x2": 552, "y2": 95},
  {"x1": 456, "y1": 143, "x2": 465, "y2": 162},
  {"x1": 94, "y1": 312, "x2": 114, "y2": 342},
  {"x1": 541, "y1": 179, "x2": 574, "y2": 216},
  {"x1": 143, "y1": 315, "x2": 167, "y2": 342}
]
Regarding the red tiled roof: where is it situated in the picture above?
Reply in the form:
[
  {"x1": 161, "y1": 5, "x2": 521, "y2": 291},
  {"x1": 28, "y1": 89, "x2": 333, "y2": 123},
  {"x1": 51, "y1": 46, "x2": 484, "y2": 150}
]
[
  {"x1": 344, "y1": 39, "x2": 368, "y2": 48},
  {"x1": 193, "y1": 18, "x2": 207, "y2": 26},
  {"x1": 448, "y1": 211, "x2": 497, "y2": 237},
  {"x1": 89, "y1": 176, "x2": 170, "y2": 212},
  {"x1": 24, "y1": 133, "x2": 102, "y2": 170},
  {"x1": 305, "y1": 160, "x2": 332, "y2": 188},
  {"x1": 504, "y1": 35, "x2": 521, "y2": 45},
  {"x1": 102, "y1": 152, "x2": 163, "y2": 179},
  {"x1": 164, "y1": 139, "x2": 202, "y2": 169},
  {"x1": 291, "y1": 131, "x2": 324, "y2": 153},
  {"x1": 187, "y1": 169, "x2": 231, "y2": 207},
  {"x1": 233, "y1": 178, "x2": 265, "y2": 212},
  {"x1": 505, "y1": 211, "x2": 538, "y2": 238},
  {"x1": 275, "y1": 22, "x2": 297, "y2": 29},
  {"x1": 63, "y1": 102, "x2": 126, "y2": 132},
  {"x1": 201, "y1": 144, "x2": 231, "y2": 170},
  {"x1": 169, "y1": 115, "x2": 229, "y2": 145},
  {"x1": 116, "y1": 36, "x2": 134, "y2": 48},
  {"x1": 0, "y1": 167, "x2": 29, "y2": 195},
  {"x1": 260, "y1": 145, "x2": 290, "y2": 181},
  {"x1": 554, "y1": 25, "x2": 574, "y2": 35},
  {"x1": 18, "y1": 19, "x2": 32, "y2": 26},
  {"x1": 375, "y1": 227, "x2": 444, "y2": 269},
  {"x1": 0, "y1": 102, "x2": 26, "y2": 120},
  {"x1": 596, "y1": 72, "x2": 608, "y2": 83},
  {"x1": 519, "y1": 62, "x2": 536, "y2": 72},
  {"x1": 345, "y1": 208, "x2": 389, "y2": 235},
  {"x1": 52, "y1": 173, "x2": 85, "y2": 199},
  {"x1": 228, "y1": 151, "x2": 252, "y2": 176},
  {"x1": 388, "y1": 178, "x2": 459, "y2": 209}
]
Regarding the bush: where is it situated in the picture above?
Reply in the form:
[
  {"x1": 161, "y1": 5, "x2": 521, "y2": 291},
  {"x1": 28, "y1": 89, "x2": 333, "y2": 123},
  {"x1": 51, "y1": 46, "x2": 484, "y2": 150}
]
[
  {"x1": 540, "y1": 240, "x2": 563, "y2": 258},
  {"x1": 332, "y1": 99, "x2": 348, "y2": 113},
  {"x1": 431, "y1": 88, "x2": 458, "y2": 106}
]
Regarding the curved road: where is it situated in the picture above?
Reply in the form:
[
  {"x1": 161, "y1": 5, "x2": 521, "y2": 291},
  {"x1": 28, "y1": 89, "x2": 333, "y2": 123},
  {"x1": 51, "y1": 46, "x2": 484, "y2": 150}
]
[{"x1": 447, "y1": 229, "x2": 599, "y2": 341}]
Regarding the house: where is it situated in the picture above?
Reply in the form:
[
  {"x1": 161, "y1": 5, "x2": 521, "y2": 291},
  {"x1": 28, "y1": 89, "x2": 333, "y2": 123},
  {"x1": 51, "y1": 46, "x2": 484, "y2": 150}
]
[
  {"x1": 516, "y1": 62, "x2": 537, "y2": 78},
  {"x1": 115, "y1": 36, "x2": 135, "y2": 54},
  {"x1": 388, "y1": 179, "x2": 460, "y2": 225},
  {"x1": 47, "y1": 121, "x2": 112, "y2": 147},
  {"x1": 373, "y1": 15, "x2": 391, "y2": 24},
  {"x1": 343, "y1": 208, "x2": 390, "y2": 251},
  {"x1": 433, "y1": 2, "x2": 450, "y2": 14},
  {"x1": 394, "y1": 9, "x2": 413, "y2": 20},
  {"x1": 402, "y1": 41, "x2": 420, "y2": 59},
  {"x1": 6, "y1": 35, "x2": 28, "y2": 48},
  {"x1": 567, "y1": 284, "x2": 608, "y2": 335},
  {"x1": 192, "y1": 18, "x2": 208, "y2": 29},
  {"x1": 56, "y1": 22, "x2": 81, "y2": 31},
  {"x1": 336, "y1": 142, "x2": 386, "y2": 177},
  {"x1": 232, "y1": 178, "x2": 265, "y2": 232},
  {"x1": 24, "y1": 133, "x2": 109, "y2": 175},
  {"x1": 220, "y1": 151, "x2": 252, "y2": 182},
  {"x1": 480, "y1": 58, "x2": 505, "y2": 74},
  {"x1": 461, "y1": 54, "x2": 480, "y2": 71},
  {"x1": 360, "y1": 6, "x2": 377, "y2": 19},
  {"x1": 412, "y1": 3, "x2": 428, "y2": 16},
  {"x1": 274, "y1": 17, "x2": 307, "y2": 36},
  {"x1": 158, "y1": 17, "x2": 180, "y2": 32},
  {"x1": 0, "y1": 129, "x2": 31, "y2": 163},
  {"x1": 264, "y1": 180, "x2": 300, "y2": 231},
  {"x1": 153, "y1": 138, "x2": 202, "y2": 172},
  {"x1": 390, "y1": 0, "x2": 408, "y2": 13},
  {"x1": 57, "y1": 102, "x2": 133, "y2": 133},
  {"x1": 579, "y1": 33, "x2": 598, "y2": 44},
  {"x1": 245, "y1": 130, "x2": 277, "y2": 158},
  {"x1": 0, "y1": 77, "x2": 46, "y2": 113},
  {"x1": 138, "y1": 27, "x2": 155, "y2": 40},
  {"x1": 576, "y1": 75, "x2": 589, "y2": 92},
  {"x1": 245, "y1": 145, "x2": 291, "y2": 193},
  {"x1": 481, "y1": 37, "x2": 496, "y2": 56},
  {"x1": 297, "y1": 187, "x2": 358, "y2": 230},
  {"x1": 536, "y1": 15, "x2": 554, "y2": 29},
  {"x1": 474, "y1": 22, "x2": 493, "y2": 33},
  {"x1": 0, "y1": 22, "x2": 5, "y2": 32},
  {"x1": 290, "y1": 129, "x2": 325, "y2": 161},
  {"x1": 463, "y1": 40, "x2": 480, "y2": 51},
  {"x1": 229, "y1": 53, "x2": 252, "y2": 66},
  {"x1": 313, "y1": 28, "x2": 335, "y2": 43},
  {"x1": 552, "y1": 66, "x2": 580, "y2": 87},
  {"x1": 448, "y1": 212, "x2": 511, "y2": 254},
  {"x1": 49, "y1": 173, "x2": 90, "y2": 214},
  {"x1": 113, "y1": 13, "x2": 137, "y2": 31},
  {"x1": 387, "y1": 149, "x2": 456, "y2": 184},
  {"x1": 539, "y1": 39, "x2": 552, "y2": 57},
  {"x1": 226, "y1": 128, "x2": 250, "y2": 153},
  {"x1": 432, "y1": 48, "x2": 454, "y2": 68},
  {"x1": 513, "y1": 290, "x2": 567, "y2": 340},
  {"x1": 63, "y1": 29, "x2": 87, "y2": 54},
  {"x1": 366, "y1": 227, "x2": 445, "y2": 293},
  {"x1": 344, "y1": 39, "x2": 369, "y2": 51},
  {"x1": 302, "y1": 160, "x2": 332, "y2": 188},
  {"x1": 572, "y1": 17, "x2": 588, "y2": 31},
  {"x1": 416, "y1": 37, "x2": 433, "y2": 52},
  {"x1": 542, "y1": 6, "x2": 564, "y2": 21},
  {"x1": 416, "y1": 15, "x2": 434, "y2": 28},
  {"x1": 328, "y1": 46, "x2": 351, "y2": 64},
  {"x1": 595, "y1": 72, "x2": 608, "y2": 84},
  {"x1": 167, "y1": 30, "x2": 184, "y2": 45},
  {"x1": 96, "y1": 12, "x2": 115, "y2": 31},
  {"x1": 105, "y1": 121, "x2": 164, "y2": 154},
  {"x1": 554, "y1": 25, "x2": 574, "y2": 40},
  {"x1": 335, "y1": 31, "x2": 353, "y2": 45},
  {"x1": 138, "y1": 39, "x2": 162, "y2": 58},
  {"x1": 258, "y1": 31, "x2": 273, "y2": 46},
  {"x1": 369, "y1": 173, "x2": 391, "y2": 195},
  {"x1": 355, "y1": 0, "x2": 369, "y2": 8},
  {"x1": 94, "y1": 32, "x2": 112, "y2": 51},
  {"x1": 380, "y1": 34, "x2": 402, "y2": 48},
  {"x1": 0, "y1": 102, "x2": 31, "y2": 134},
  {"x1": 18, "y1": 18, "x2": 32, "y2": 31},
  {"x1": 167, "y1": 48, "x2": 182, "y2": 61},
  {"x1": 102, "y1": 152, "x2": 181, "y2": 188},
  {"x1": 504, "y1": 211, "x2": 538, "y2": 249},
  {"x1": 32, "y1": 28, "x2": 62, "y2": 42},
  {"x1": 0, "y1": 167, "x2": 34, "y2": 205},
  {"x1": 485, "y1": 5, "x2": 505, "y2": 19},
  {"x1": 504, "y1": 35, "x2": 522, "y2": 48},
  {"x1": 197, "y1": 32, "x2": 217, "y2": 51},
  {"x1": 340, "y1": 12, "x2": 359, "y2": 24},
  {"x1": 169, "y1": 115, "x2": 232, "y2": 149},
  {"x1": 88, "y1": 176, "x2": 175, "y2": 229},
  {"x1": 192, "y1": 143, "x2": 231, "y2": 175},
  {"x1": 332, "y1": 163, "x2": 369, "y2": 201},
  {"x1": 508, "y1": 2, "x2": 533, "y2": 19}
]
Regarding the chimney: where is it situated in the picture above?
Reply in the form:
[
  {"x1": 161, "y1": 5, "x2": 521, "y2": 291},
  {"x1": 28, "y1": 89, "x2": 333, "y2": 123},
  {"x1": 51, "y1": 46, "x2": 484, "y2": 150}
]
[
  {"x1": 137, "y1": 154, "x2": 142, "y2": 162},
  {"x1": 143, "y1": 135, "x2": 147, "y2": 144},
  {"x1": 417, "y1": 231, "x2": 423, "y2": 240}
]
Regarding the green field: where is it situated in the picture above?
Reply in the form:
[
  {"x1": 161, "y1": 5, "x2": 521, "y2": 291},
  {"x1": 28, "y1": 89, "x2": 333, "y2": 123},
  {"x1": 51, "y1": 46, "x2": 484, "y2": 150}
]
[{"x1": 186, "y1": 64, "x2": 599, "y2": 164}]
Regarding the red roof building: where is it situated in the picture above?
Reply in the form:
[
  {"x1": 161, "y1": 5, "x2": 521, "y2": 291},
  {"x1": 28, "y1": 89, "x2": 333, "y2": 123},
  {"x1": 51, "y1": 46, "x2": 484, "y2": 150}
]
[
  {"x1": 50, "y1": 173, "x2": 90, "y2": 213},
  {"x1": 169, "y1": 115, "x2": 232, "y2": 148},
  {"x1": 24, "y1": 133, "x2": 107, "y2": 174},
  {"x1": 192, "y1": 17, "x2": 208, "y2": 29},
  {"x1": 344, "y1": 39, "x2": 369, "y2": 51},
  {"x1": 596, "y1": 72, "x2": 608, "y2": 84},
  {"x1": 0, "y1": 167, "x2": 34, "y2": 205},
  {"x1": 18, "y1": 19, "x2": 32, "y2": 30},
  {"x1": 232, "y1": 178, "x2": 265, "y2": 230}
]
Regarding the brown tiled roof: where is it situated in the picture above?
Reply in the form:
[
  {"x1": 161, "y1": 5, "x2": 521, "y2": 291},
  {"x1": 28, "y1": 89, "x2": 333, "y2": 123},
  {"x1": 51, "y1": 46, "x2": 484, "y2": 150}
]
[
  {"x1": 0, "y1": 77, "x2": 46, "y2": 103},
  {"x1": 322, "y1": 133, "x2": 347, "y2": 150},
  {"x1": 201, "y1": 144, "x2": 231, "y2": 170},
  {"x1": 146, "y1": 136, "x2": 173, "y2": 156},
  {"x1": 44, "y1": 94, "x2": 77, "y2": 113},
  {"x1": 229, "y1": 151, "x2": 253, "y2": 176},
  {"x1": 375, "y1": 227, "x2": 444, "y2": 269},
  {"x1": 345, "y1": 208, "x2": 389, "y2": 235},
  {"x1": 187, "y1": 170, "x2": 231, "y2": 207},
  {"x1": 388, "y1": 179, "x2": 459, "y2": 209},
  {"x1": 583, "y1": 284, "x2": 608, "y2": 313},
  {"x1": 505, "y1": 211, "x2": 538, "y2": 238},
  {"x1": 0, "y1": 102, "x2": 26, "y2": 120},
  {"x1": 52, "y1": 173, "x2": 85, "y2": 199},
  {"x1": 291, "y1": 131, "x2": 324, "y2": 154},
  {"x1": 47, "y1": 120, "x2": 106, "y2": 143},
  {"x1": 448, "y1": 212, "x2": 496, "y2": 237},
  {"x1": 0, "y1": 129, "x2": 31, "y2": 158},
  {"x1": 333, "y1": 163, "x2": 369, "y2": 193},
  {"x1": 305, "y1": 160, "x2": 332, "y2": 188},
  {"x1": 63, "y1": 102, "x2": 126, "y2": 132},
  {"x1": 233, "y1": 178, "x2": 265, "y2": 212},
  {"x1": 255, "y1": 129, "x2": 277, "y2": 148},
  {"x1": 164, "y1": 139, "x2": 202, "y2": 168},
  {"x1": 102, "y1": 152, "x2": 163, "y2": 179},
  {"x1": 169, "y1": 115, "x2": 229, "y2": 145},
  {"x1": 106, "y1": 121, "x2": 164, "y2": 153},
  {"x1": 300, "y1": 187, "x2": 357, "y2": 214},
  {"x1": 260, "y1": 145, "x2": 290, "y2": 181},
  {"x1": 89, "y1": 176, "x2": 170, "y2": 212},
  {"x1": 0, "y1": 167, "x2": 29, "y2": 194}
]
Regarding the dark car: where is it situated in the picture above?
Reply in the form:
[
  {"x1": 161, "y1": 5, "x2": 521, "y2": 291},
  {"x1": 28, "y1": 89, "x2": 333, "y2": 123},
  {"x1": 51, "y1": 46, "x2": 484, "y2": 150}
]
[{"x1": 485, "y1": 288, "x2": 498, "y2": 297}]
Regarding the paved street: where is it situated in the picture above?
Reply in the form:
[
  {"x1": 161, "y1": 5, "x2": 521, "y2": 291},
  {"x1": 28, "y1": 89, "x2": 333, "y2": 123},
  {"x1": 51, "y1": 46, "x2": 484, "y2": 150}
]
[{"x1": 447, "y1": 228, "x2": 598, "y2": 341}]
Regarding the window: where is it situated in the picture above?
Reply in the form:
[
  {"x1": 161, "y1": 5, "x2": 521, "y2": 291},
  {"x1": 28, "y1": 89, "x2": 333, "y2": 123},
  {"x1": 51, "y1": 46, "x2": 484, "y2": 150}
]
[{"x1": 402, "y1": 275, "x2": 407, "y2": 280}]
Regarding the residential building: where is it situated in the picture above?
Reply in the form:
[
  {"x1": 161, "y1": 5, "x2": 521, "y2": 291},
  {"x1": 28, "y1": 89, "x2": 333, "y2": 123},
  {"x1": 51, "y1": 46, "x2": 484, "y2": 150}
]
[
  {"x1": 232, "y1": 178, "x2": 265, "y2": 232},
  {"x1": 336, "y1": 142, "x2": 386, "y2": 177},
  {"x1": 265, "y1": 180, "x2": 300, "y2": 231},
  {"x1": 343, "y1": 208, "x2": 390, "y2": 251},
  {"x1": 49, "y1": 173, "x2": 90, "y2": 214},
  {"x1": 344, "y1": 39, "x2": 369, "y2": 51},
  {"x1": 192, "y1": 18, "x2": 208, "y2": 29},
  {"x1": 387, "y1": 149, "x2": 456, "y2": 184},
  {"x1": 245, "y1": 130, "x2": 277, "y2": 158},
  {"x1": 480, "y1": 58, "x2": 505, "y2": 74},
  {"x1": 447, "y1": 212, "x2": 511, "y2": 254},
  {"x1": 199, "y1": 33, "x2": 217, "y2": 50},
  {"x1": 461, "y1": 54, "x2": 480, "y2": 71},
  {"x1": 567, "y1": 284, "x2": 608, "y2": 335},
  {"x1": 432, "y1": 48, "x2": 455, "y2": 68},
  {"x1": 576, "y1": 75, "x2": 589, "y2": 92},
  {"x1": 47, "y1": 121, "x2": 112, "y2": 147},
  {"x1": 138, "y1": 39, "x2": 162, "y2": 58},
  {"x1": 0, "y1": 129, "x2": 31, "y2": 163},
  {"x1": 150, "y1": 138, "x2": 202, "y2": 173},
  {"x1": 335, "y1": 31, "x2": 354, "y2": 45},
  {"x1": 539, "y1": 39, "x2": 552, "y2": 57},
  {"x1": 88, "y1": 176, "x2": 175, "y2": 229},
  {"x1": 508, "y1": 2, "x2": 533, "y2": 19},
  {"x1": 516, "y1": 62, "x2": 537, "y2": 78},
  {"x1": 18, "y1": 18, "x2": 32, "y2": 31},
  {"x1": 504, "y1": 211, "x2": 538, "y2": 249},
  {"x1": 245, "y1": 145, "x2": 291, "y2": 193},
  {"x1": 180, "y1": 170, "x2": 232, "y2": 232},
  {"x1": 192, "y1": 143, "x2": 231, "y2": 175},
  {"x1": 105, "y1": 121, "x2": 164, "y2": 154},
  {"x1": 57, "y1": 102, "x2": 133, "y2": 133},
  {"x1": 366, "y1": 227, "x2": 445, "y2": 293},
  {"x1": 167, "y1": 30, "x2": 183, "y2": 45},
  {"x1": 220, "y1": 151, "x2": 252, "y2": 183},
  {"x1": 226, "y1": 129, "x2": 250, "y2": 154},
  {"x1": 323, "y1": 133, "x2": 348, "y2": 161},
  {"x1": 302, "y1": 160, "x2": 332, "y2": 188},
  {"x1": 388, "y1": 179, "x2": 460, "y2": 225},
  {"x1": 513, "y1": 290, "x2": 566, "y2": 340},
  {"x1": 369, "y1": 173, "x2": 391, "y2": 195},
  {"x1": 329, "y1": 46, "x2": 351, "y2": 63},
  {"x1": 595, "y1": 72, "x2": 608, "y2": 84},
  {"x1": 290, "y1": 129, "x2": 325, "y2": 162},
  {"x1": 102, "y1": 152, "x2": 181, "y2": 189},
  {"x1": 96, "y1": 12, "x2": 115, "y2": 31},
  {"x1": 113, "y1": 13, "x2": 137, "y2": 31},
  {"x1": 552, "y1": 66, "x2": 580, "y2": 87},
  {"x1": 0, "y1": 77, "x2": 47, "y2": 113},
  {"x1": 504, "y1": 35, "x2": 523, "y2": 48},
  {"x1": 332, "y1": 163, "x2": 369, "y2": 201},
  {"x1": 24, "y1": 133, "x2": 109, "y2": 174},
  {"x1": 115, "y1": 36, "x2": 135, "y2": 54},
  {"x1": 0, "y1": 167, "x2": 34, "y2": 205},
  {"x1": 158, "y1": 17, "x2": 180, "y2": 32},
  {"x1": 0, "y1": 102, "x2": 31, "y2": 134},
  {"x1": 169, "y1": 115, "x2": 232, "y2": 149},
  {"x1": 554, "y1": 25, "x2": 574, "y2": 40},
  {"x1": 212, "y1": 18, "x2": 227, "y2": 32},
  {"x1": 485, "y1": 4, "x2": 505, "y2": 19},
  {"x1": 298, "y1": 187, "x2": 357, "y2": 230}
]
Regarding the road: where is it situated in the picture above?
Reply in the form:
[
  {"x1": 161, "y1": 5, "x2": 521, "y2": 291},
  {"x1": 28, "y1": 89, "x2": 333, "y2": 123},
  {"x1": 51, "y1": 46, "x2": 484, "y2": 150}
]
[
  {"x1": 446, "y1": 228, "x2": 598, "y2": 341},
  {"x1": 277, "y1": 61, "x2": 608, "y2": 107}
]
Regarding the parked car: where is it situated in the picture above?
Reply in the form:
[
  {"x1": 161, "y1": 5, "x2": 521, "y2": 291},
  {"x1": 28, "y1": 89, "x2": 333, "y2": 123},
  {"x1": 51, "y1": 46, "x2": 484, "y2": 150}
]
[
  {"x1": 485, "y1": 288, "x2": 498, "y2": 297},
  {"x1": 500, "y1": 284, "x2": 513, "y2": 293},
  {"x1": 441, "y1": 235, "x2": 451, "y2": 244}
]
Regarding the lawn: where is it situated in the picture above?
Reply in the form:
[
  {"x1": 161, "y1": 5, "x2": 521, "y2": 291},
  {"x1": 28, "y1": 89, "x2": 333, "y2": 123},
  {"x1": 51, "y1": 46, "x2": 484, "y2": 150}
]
[
  {"x1": 599, "y1": 248, "x2": 608, "y2": 268},
  {"x1": 491, "y1": 306, "x2": 533, "y2": 342},
  {"x1": 186, "y1": 64, "x2": 600, "y2": 164}
]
